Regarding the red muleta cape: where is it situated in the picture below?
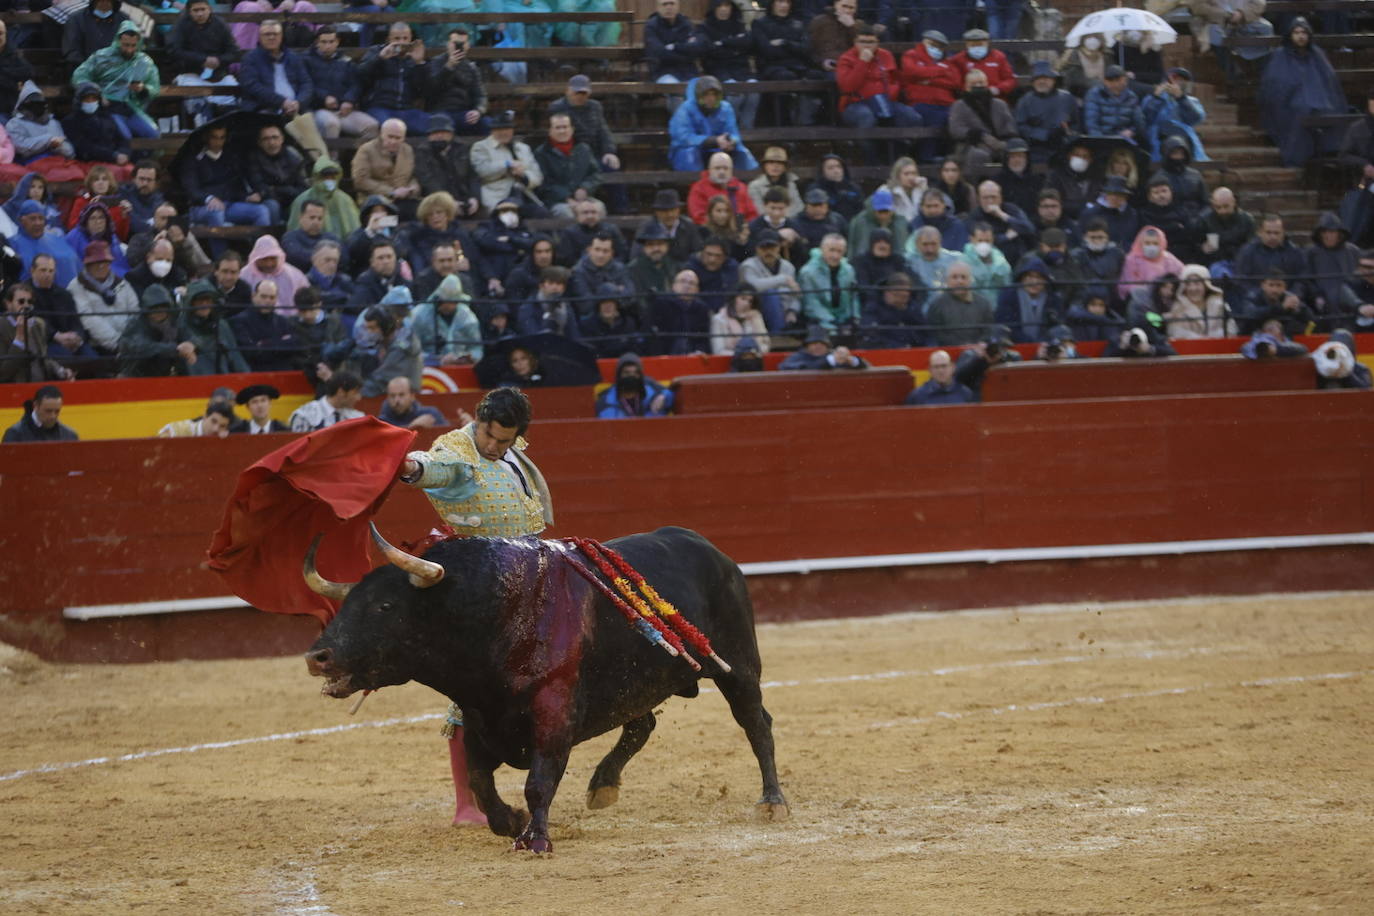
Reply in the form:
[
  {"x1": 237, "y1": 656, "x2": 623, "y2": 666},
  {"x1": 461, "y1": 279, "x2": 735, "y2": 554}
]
[{"x1": 205, "y1": 417, "x2": 417, "y2": 625}]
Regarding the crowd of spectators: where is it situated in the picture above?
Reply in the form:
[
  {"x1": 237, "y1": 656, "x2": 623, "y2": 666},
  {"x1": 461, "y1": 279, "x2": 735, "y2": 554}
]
[{"x1": 1, "y1": 1, "x2": 1372, "y2": 418}]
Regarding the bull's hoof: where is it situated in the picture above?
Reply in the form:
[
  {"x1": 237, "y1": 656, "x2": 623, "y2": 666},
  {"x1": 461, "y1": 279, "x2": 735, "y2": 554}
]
[
  {"x1": 586, "y1": 785, "x2": 619, "y2": 809},
  {"x1": 488, "y1": 807, "x2": 530, "y2": 839},
  {"x1": 511, "y1": 831, "x2": 553, "y2": 855},
  {"x1": 755, "y1": 801, "x2": 791, "y2": 822}
]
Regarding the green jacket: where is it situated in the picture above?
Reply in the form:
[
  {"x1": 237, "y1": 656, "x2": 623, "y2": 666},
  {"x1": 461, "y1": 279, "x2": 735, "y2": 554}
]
[
  {"x1": 178, "y1": 279, "x2": 250, "y2": 375},
  {"x1": 846, "y1": 206, "x2": 909, "y2": 259},
  {"x1": 798, "y1": 246, "x2": 860, "y2": 330},
  {"x1": 118, "y1": 285, "x2": 187, "y2": 377},
  {"x1": 72, "y1": 22, "x2": 159, "y2": 123},
  {"x1": 288, "y1": 156, "x2": 362, "y2": 237}
]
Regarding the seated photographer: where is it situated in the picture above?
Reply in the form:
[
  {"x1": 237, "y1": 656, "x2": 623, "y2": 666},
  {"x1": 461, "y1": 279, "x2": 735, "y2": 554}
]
[
  {"x1": 1314, "y1": 329, "x2": 1373, "y2": 389},
  {"x1": 952, "y1": 325, "x2": 1022, "y2": 400},
  {"x1": 777, "y1": 327, "x2": 869, "y2": 371},
  {"x1": 1036, "y1": 324, "x2": 1080, "y2": 363},
  {"x1": 1240, "y1": 318, "x2": 1309, "y2": 360},
  {"x1": 1103, "y1": 323, "x2": 1176, "y2": 358}
]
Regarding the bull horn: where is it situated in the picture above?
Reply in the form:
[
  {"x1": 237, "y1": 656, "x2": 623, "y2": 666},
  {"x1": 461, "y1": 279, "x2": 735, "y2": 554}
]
[
  {"x1": 303, "y1": 535, "x2": 357, "y2": 601},
  {"x1": 369, "y1": 522, "x2": 445, "y2": 588}
]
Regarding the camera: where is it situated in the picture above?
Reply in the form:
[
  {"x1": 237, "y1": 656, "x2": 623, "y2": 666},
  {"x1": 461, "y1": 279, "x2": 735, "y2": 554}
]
[
  {"x1": 1045, "y1": 343, "x2": 1062, "y2": 359},
  {"x1": 1126, "y1": 328, "x2": 1148, "y2": 352},
  {"x1": 985, "y1": 341, "x2": 1002, "y2": 359}
]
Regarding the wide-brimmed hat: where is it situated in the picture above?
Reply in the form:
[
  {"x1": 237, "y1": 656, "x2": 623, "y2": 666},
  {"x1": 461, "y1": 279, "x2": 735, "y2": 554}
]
[
  {"x1": 235, "y1": 384, "x2": 281, "y2": 405},
  {"x1": 636, "y1": 221, "x2": 671, "y2": 242},
  {"x1": 652, "y1": 188, "x2": 683, "y2": 210}
]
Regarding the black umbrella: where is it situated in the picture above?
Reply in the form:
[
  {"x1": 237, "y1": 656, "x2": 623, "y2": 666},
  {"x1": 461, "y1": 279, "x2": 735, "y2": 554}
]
[
  {"x1": 1051, "y1": 135, "x2": 1152, "y2": 184},
  {"x1": 474, "y1": 332, "x2": 602, "y2": 389},
  {"x1": 167, "y1": 110, "x2": 304, "y2": 179}
]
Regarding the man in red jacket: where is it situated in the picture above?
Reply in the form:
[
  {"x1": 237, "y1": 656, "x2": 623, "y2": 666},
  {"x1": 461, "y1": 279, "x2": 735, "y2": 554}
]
[
  {"x1": 901, "y1": 29, "x2": 960, "y2": 161},
  {"x1": 686, "y1": 151, "x2": 760, "y2": 225},
  {"x1": 836, "y1": 24, "x2": 921, "y2": 129},
  {"x1": 949, "y1": 28, "x2": 1017, "y2": 98}
]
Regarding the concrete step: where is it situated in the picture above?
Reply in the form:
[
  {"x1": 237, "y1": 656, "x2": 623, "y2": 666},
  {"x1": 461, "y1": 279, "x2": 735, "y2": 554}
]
[
  {"x1": 1195, "y1": 123, "x2": 1268, "y2": 144},
  {"x1": 1227, "y1": 166, "x2": 1306, "y2": 190},
  {"x1": 1213, "y1": 145, "x2": 1286, "y2": 166},
  {"x1": 1238, "y1": 187, "x2": 1320, "y2": 208}
]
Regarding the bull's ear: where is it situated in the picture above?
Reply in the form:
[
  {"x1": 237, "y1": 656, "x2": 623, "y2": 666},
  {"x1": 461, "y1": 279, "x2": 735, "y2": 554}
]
[
  {"x1": 303, "y1": 534, "x2": 357, "y2": 601},
  {"x1": 369, "y1": 523, "x2": 445, "y2": 589}
]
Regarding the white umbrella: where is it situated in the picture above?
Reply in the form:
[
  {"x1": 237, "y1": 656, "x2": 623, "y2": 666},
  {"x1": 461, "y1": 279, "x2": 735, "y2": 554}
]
[{"x1": 1064, "y1": 7, "x2": 1178, "y2": 49}]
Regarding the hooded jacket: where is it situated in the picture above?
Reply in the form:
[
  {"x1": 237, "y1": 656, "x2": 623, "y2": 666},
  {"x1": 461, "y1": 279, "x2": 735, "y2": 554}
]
[
  {"x1": 178, "y1": 279, "x2": 251, "y2": 375},
  {"x1": 1258, "y1": 17, "x2": 1346, "y2": 166},
  {"x1": 1148, "y1": 136, "x2": 1208, "y2": 217},
  {"x1": 696, "y1": 2, "x2": 753, "y2": 83},
  {"x1": 408, "y1": 274, "x2": 483, "y2": 362},
  {"x1": 804, "y1": 154, "x2": 865, "y2": 222},
  {"x1": 1118, "y1": 226, "x2": 1185, "y2": 301},
  {"x1": 1307, "y1": 210, "x2": 1363, "y2": 321},
  {"x1": 118, "y1": 284, "x2": 186, "y2": 377},
  {"x1": 288, "y1": 156, "x2": 362, "y2": 238},
  {"x1": 240, "y1": 234, "x2": 311, "y2": 316},
  {"x1": 64, "y1": 201, "x2": 130, "y2": 274},
  {"x1": 995, "y1": 256, "x2": 1064, "y2": 343},
  {"x1": 72, "y1": 22, "x2": 159, "y2": 125},
  {"x1": 60, "y1": 82, "x2": 130, "y2": 165},
  {"x1": 1165, "y1": 262, "x2": 1234, "y2": 339},
  {"x1": 670, "y1": 77, "x2": 759, "y2": 172},
  {"x1": 1316, "y1": 329, "x2": 1373, "y2": 389},
  {"x1": 8, "y1": 87, "x2": 75, "y2": 162},
  {"x1": 644, "y1": 11, "x2": 700, "y2": 81},
  {"x1": 596, "y1": 353, "x2": 673, "y2": 418},
  {"x1": 231, "y1": 299, "x2": 303, "y2": 372}
]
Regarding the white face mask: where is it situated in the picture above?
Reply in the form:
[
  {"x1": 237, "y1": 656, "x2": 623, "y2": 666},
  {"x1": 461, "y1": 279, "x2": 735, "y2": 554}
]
[
  {"x1": 1069, "y1": 156, "x2": 1089, "y2": 174},
  {"x1": 1141, "y1": 243, "x2": 1161, "y2": 259},
  {"x1": 1086, "y1": 239, "x2": 1108, "y2": 253},
  {"x1": 322, "y1": 179, "x2": 337, "y2": 192},
  {"x1": 80, "y1": 100, "x2": 100, "y2": 114},
  {"x1": 1083, "y1": 36, "x2": 1101, "y2": 51},
  {"x1": 973, "y1": 241, "x2": 993, "y2": 258},
  {"x1": 967, "y1": 45, "x2": 988, "y2": 60},
  {"x1": 150, "y1": 259, "x2": 173, "y2": 278},
  {"x1": 498, "y1": 211, "x2": 519, "y2": 228}
]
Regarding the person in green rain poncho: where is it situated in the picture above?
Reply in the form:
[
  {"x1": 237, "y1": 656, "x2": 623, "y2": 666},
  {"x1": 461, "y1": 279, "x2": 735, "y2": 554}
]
[
  {"x1": 73, "y1": 21, "x2": 161, "y2": 139},
  {"x1": 287, "y1": 156, "x2": 362, "y2": 238}
]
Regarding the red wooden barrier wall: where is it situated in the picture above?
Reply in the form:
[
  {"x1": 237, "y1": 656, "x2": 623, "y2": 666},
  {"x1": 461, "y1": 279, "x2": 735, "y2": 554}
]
[{"x1": 1, "y1": 389, "x2": 1371, "y2": 662}]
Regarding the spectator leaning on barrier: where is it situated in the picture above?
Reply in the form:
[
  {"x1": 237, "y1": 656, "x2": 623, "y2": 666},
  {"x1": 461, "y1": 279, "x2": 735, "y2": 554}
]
[
  {"x1": 596, "y1": 352, "x2": 674, "y2": 418},
  {"x1": 409, "y1": 274, "x2": 482, "y2": 366},
  {"x1": 1315, "y1": 329, "x2": 1373, "y2": 389},
  {"x1": 860, "y1": 270, "x2": 925, "y2": 349},
  {"x1": 118, "y1": 284, "x2": 197, "y2": 378},
  {"x1": 3, "y1": 385, "x2": 80, "y2": 443},
  {"x1": 778, "y1": 325, "x2": 868, "y2": 370},
  {"x1": 304, "y1": 26, "x2": 380, "y2": 142},
  {"x1": 905, "y1": 348, "x2": 974, "y2": 405},
  {"x1": 379, "y1": 375, "x2": 447, "y2": 430},
  {"x1": 289, "y1": 371, "x2": 365, "y2": 432},
  {"x1": 1307, "y1": 211, "x2": 1364, "y2": 331},
  {"x1": 1241, "y1": 317, "x2": 1309, "y2": 359},
  {"x1": 953, "y1": 324, "x2": 1021, "y2": 399}
]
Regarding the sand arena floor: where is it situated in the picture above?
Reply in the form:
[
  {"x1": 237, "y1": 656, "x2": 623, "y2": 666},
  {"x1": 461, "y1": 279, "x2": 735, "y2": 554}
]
[{"x1": 2, "y1": 592, "x2": 1372, "y2": 915}]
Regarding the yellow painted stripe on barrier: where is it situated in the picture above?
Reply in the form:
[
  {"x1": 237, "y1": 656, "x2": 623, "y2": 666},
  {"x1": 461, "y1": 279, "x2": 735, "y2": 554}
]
[{"x1": 0, "y1": 395, "x2": 313, "y2": 442}]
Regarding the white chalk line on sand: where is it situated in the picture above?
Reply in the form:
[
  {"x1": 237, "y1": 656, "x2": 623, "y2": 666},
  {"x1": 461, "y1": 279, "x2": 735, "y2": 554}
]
[
  {"x1": 0, "y1": 647, "x2": 1359, "y2": 785},
  {"x1": 865, "y1": 669, "x2": 1371, "y2": 731}
]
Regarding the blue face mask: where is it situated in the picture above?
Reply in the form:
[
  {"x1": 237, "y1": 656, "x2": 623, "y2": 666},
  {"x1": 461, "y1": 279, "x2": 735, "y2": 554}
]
[
  {"x1": 925, "y1": 43, "x2": 943, "y2": 61},
  {"x1": 80, "y1": 101, "x2": 100, "y2": 114},
  {"x1": 93, "y1": 7, "x2": 113, "y2": 17},
  {"x1": 967, "y1": 45, "x2": 988, "y2": 60}
]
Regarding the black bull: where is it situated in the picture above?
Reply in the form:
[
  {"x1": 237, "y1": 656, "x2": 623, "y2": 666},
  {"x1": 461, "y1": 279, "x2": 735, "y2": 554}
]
[{"x1": 304, "y1": 526, "x2": 789, "y2": 853}]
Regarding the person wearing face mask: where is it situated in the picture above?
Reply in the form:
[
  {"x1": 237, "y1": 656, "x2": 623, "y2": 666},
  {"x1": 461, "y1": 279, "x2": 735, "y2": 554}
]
[
  {"x1": 288, "y1": 158, "x2": 361, "y2": 240},
  {"x1": 413, "y1": 115, "x2": 480, "y2": 216},
  {"x1": 1059, "y1": 32, "x2": 1106, "y2": 98},
  {"x1": 8, "y1": 89, "x2": 79, "y2": 174},
  {"x1": 1046, "y1": 142, "x2": 1100, "y2": 220},
  {"x1": 1015, "y1": 227, "x2": 1084, "y2": 298},
  {"x1": 72, "y1": 22, "x2": 160, "y2": 140},
  {"x1": 1118, "y1": 226, "x2": 1184, "y2": 303},
  {"x1": 947, "y1": 67, "x2": 1016, "y2": 172},
  {"x1": 475, "y1": 197, "x2": 537, "y2": 299},
  {"x1": 1069, "y1": 219, "x2": 1126, "y2": 310},
  {"x1": 62, "y1": 0, "x2": 132, "y2": 67},
  {"x1": 959, "y1": 222, "x2": 1012, "y2": 302},
  {"x1": 60, "y1": 83, "x2": 131, "y2": 171},
  {"x1": 950, "y1": 29, "x2": 1016, "y2": 98},
  {"x1": 125, "y1": 238, "x2": 188, "y2": 301}
]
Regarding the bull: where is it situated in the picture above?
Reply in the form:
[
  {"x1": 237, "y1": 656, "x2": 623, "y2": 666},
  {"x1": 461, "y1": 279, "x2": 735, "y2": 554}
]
[{"x1": 304, "y1": 524, "x2": 789, "y2": 853}]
